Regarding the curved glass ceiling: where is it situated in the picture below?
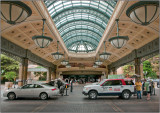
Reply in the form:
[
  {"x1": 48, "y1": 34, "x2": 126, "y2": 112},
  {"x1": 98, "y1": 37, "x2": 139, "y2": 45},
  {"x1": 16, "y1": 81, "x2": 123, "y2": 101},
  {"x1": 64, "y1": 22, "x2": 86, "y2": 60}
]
[{"x1": 44, "y1": 0, "x2": 117, "y2": 53}]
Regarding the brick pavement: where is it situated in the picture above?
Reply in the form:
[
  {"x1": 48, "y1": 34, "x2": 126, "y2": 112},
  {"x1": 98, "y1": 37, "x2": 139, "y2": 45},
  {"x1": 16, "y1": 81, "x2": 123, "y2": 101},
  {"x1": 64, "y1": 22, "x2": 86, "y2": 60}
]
[{"x1": 1, "y1": 84, "x2": 159, "y2": 112}]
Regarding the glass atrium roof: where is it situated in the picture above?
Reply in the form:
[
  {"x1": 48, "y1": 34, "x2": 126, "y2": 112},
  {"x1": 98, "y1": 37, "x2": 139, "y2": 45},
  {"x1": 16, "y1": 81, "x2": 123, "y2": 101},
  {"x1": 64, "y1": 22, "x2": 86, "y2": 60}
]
[{"x1": 44, "y1": 0, "x2": 117, "y2": 53}]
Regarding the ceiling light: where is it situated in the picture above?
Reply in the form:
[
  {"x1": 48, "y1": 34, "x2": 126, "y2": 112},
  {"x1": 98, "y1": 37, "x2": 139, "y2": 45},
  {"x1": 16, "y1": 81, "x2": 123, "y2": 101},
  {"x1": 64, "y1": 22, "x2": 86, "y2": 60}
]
[
  {"x1": 51, "y1": 41, "x2": 63, "y2": 60},
  {"x1": 1, "y1": 1, "x2": 32, "y2": 24},
  {"x1": 99, "y1": 41, "x2": 111, "y2": 60},
  {"x1": 32, "y1": 19, "x2": 53, "y2": 48},
  {"x1": 126, "y1": 1, "x2": 159, "y2": 26},
  {"x1": 109, "y1": 19, "x2": 129, "y2": 49}
]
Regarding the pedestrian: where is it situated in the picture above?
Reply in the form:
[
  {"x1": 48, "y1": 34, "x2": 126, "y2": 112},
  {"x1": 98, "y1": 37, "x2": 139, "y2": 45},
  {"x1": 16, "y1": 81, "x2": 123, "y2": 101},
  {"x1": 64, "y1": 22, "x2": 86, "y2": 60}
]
[
  {"x1": 149, "y1": 80, "x2": 152, "y2": 96},
  {"x1": 54, "y1": 79, "x2": 58, "y2": 88},
  {"x1": 135, "y1": 78, "x2": 142, "y2": 99},
  {"x1": 142, "y1": 80, "x2": 147, "y2": 96},
  {"x1": 157, "y1": 81, "x2": 159, "y2": 88},
  {"x1": 70, "y1": 79, "x2": 73, "y2": 92},
  {"x1": 153, "y1": 82, "x2": 156, "y2": 95},
  {"x1": 144, "y1": 79, "x2": 151, "y2": 100}
]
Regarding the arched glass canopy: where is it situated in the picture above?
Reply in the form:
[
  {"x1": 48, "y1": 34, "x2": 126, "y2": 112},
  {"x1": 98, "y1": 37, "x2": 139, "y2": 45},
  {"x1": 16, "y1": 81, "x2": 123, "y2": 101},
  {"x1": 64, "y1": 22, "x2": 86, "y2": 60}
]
[{"x1": 44, "y1": 0, "x2": 117, "y2": 53}]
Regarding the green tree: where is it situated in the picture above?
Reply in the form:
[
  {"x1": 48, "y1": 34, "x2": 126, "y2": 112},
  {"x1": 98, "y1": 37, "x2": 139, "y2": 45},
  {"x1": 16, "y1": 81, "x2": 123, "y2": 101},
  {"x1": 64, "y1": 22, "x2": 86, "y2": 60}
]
[
  {"x1": 4, "y1": 71, "x2": 17, "y2": 81},
  {"x1": 151, "y1": 71, "x2": 157, "y2": 79},
  {"x1": 34, "y1": 72, "x2": 47, "y2": 81},
  {"x1": 143, "y1": 60, "x2": 157, "y2": 79},
  {"x1": 1, "y1": 54, "x2": 19, "y2": 76},
  {"x1": 122, "y1": 64, "x2": 135, "y2": 77}
]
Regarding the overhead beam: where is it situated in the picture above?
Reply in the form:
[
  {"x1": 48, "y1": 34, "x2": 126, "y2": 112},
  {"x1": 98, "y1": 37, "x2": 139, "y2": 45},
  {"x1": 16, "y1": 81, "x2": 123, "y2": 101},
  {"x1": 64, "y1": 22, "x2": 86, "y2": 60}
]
[
  {"x1": 1, "y1": 37, "x2": 56, "y2": 69},
  {"x1": 62, "y1": 71, "x2": 102, "y2": 75},
  {"x1": 57, "y1": 67, "x2": 107, "y2": 72},
  {"x1": 108, "y1": 38, "x2": 159, "y2": 69}
]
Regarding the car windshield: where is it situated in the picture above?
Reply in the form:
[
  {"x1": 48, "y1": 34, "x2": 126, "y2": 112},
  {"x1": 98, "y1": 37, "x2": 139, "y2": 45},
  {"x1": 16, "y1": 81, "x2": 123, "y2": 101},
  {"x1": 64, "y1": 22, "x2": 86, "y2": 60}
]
[{"x1": 98, "y1": 79, "x2": 106, "y2": 85}]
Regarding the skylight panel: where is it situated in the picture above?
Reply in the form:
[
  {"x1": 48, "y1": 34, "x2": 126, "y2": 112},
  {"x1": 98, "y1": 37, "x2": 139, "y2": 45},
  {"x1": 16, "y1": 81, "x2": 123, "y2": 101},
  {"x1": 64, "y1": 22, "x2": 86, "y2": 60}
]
[
  {"x1": 44, "y1": 0, "x2": 117, "y2": 53},
  {"x1": 54, "y1": 1, "x2": 62, "y2": 6}
]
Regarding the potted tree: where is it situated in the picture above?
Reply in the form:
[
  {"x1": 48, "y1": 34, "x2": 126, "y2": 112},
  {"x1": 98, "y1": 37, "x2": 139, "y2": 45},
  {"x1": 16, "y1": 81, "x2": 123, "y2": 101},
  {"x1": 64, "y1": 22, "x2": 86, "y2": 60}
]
[{"x1": 4, "y1": 71, "x2": 17, "y2": 89}]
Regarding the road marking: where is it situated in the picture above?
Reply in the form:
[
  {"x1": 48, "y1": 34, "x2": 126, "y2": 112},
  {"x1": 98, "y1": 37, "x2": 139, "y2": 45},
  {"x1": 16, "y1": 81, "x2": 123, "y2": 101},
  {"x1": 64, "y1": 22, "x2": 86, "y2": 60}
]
[
  {"x1": 112, "y1": 103, "x2": 124, "y2": 112},
  {"x1": 31, "y1": 101, "x2": 49, "y2": 113}
]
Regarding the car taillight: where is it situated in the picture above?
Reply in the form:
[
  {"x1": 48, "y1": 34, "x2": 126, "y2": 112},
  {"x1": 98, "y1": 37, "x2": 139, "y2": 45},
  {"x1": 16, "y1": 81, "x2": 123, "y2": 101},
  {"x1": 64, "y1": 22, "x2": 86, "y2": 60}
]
[{"x1": 51, "y1": 88, "x2": 56, "y2": 91}]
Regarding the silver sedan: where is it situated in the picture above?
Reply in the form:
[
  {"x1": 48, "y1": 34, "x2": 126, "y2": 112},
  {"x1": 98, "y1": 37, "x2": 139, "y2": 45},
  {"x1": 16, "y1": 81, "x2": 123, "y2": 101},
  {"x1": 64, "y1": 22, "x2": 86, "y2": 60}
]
[{"x1": 3, "y1": 84, "x2": 59, "y2": 100}]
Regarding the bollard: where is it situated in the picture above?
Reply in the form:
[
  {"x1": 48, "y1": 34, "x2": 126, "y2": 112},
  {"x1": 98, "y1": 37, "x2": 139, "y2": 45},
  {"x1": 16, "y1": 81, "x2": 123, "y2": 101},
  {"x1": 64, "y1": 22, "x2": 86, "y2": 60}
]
[{"x1": 64, "y1": 85, "x2": 69, "y2": 96}]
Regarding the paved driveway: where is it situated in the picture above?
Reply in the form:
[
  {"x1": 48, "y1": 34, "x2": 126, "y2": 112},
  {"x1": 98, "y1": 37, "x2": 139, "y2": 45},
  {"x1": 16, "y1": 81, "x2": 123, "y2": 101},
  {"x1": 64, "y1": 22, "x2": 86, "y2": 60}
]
[{"x1": 1, "y1": 85, "x2": 159, "y2": 112}]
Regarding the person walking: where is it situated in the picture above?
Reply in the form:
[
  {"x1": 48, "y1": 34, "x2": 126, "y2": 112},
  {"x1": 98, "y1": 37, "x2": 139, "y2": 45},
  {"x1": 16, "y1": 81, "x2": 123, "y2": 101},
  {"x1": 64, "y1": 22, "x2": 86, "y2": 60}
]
[
  {"x1": 142, "y1": 80, "x2": 147, "y2": 96},
  {"x1": 150, "y1": 80, "x2": 153, "y2": 96},
  {"x1": 70, "y1": 79, "x2": 73, "y2": 92},
  {"x1": 135, "y1": 79, "x2": 142, "y2": 99},
  {"x1": 153, "y1": 82, "x2": 156, "y2": 95},
  {"x1": 144, "y1": 79, "x2": 151, "y2": 100}
]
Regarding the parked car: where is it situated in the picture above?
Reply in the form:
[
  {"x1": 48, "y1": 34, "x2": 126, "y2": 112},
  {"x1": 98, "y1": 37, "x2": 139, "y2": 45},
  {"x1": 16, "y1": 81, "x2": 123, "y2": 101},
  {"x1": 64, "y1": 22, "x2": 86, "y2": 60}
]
[
  {"x1": 3, "y1": 84, "x2": 59, "y2": 100},
  {"x1": 82, "y1": 79, "x2": 135, "y2": 100}
]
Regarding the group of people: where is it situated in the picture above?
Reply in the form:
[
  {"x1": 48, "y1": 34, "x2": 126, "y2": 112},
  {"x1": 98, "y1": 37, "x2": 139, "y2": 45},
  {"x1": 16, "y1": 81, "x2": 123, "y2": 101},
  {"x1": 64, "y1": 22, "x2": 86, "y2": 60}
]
[
  {"x1": 54, "y1": 78, "x2": 74, "y2": 96},
  {"x1": 135, "y1": 79, "x2": 155, "y2": 100}
]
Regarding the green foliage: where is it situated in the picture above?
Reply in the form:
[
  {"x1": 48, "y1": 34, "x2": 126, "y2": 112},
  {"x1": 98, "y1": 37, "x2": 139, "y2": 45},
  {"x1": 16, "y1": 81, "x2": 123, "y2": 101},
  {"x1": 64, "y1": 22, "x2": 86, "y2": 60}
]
[
  {"x1": 1, "y1": 54, "x2": 19, "y2": 76},
  {"x1": 143, "y1": 60, "x2": 157, "y2": 79},
  {"x1": 122, "y1": 65, "x2": 135, "y2": 77},
  {"x1": 34, "y1": 72, "x2": 47, "y2": 80},
  {"x1": 4, "y1": 71, "x2": 17, "y2": 81},
  {"x1": 151, "y1": 71, "x2": 157, "y2": 79}
]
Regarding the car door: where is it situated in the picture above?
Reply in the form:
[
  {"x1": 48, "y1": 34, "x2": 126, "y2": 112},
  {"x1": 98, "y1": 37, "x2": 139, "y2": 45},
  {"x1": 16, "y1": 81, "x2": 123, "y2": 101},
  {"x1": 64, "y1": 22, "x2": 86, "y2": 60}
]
[
  {"x1": 101, "y1": 80, "x2": 113, "y2": 95},
  {"x1": 102, "y1": 80, "x2": 122, "y2": 95},
  {"x1": 18, "y1": 84, "x2": 35, "y2": 97},
  {"x1": 33, "y1": 84, "x2": 45, "y2": 97},
  {"x1": 110, "y1": 80, "x2": 123, "y2": 95}
]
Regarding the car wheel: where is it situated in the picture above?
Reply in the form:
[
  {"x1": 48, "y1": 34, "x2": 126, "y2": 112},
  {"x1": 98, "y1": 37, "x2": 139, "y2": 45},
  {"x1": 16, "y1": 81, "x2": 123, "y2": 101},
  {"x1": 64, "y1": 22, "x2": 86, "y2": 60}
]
[
  {"x1": 8, "y1": 92, "x2": 16, "y2": 100},
  {"x1": 88, "y1": 91, "x2": 97, "y2": 99},
  {"x1": 122, "y1": 90, "x2": 131, "y2": 100},
  {"x1": 40, "y1": 93, "x2": 48, "y2": 100}
]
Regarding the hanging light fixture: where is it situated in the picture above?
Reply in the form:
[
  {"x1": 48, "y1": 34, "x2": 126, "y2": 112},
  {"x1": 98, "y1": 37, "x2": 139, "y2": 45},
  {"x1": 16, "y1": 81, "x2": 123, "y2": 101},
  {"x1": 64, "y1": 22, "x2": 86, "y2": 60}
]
[
  {"x1": 61, "y1": 51, "x2": 69, "y2": 65},
  {"x1": 109, "y1": 19, "x2": 129, "y2": 49},
  {"x1": 126, "y1": 1, "x2": 159, "y2": 26},
  {"x1": 99, "y1": 41, "x2": 111, "y2": 60},
  {"x1": 93, "y1": 57, "x2": 98, "y2": 68},
  {"x1": 51, "y1": 41, "x2": 63, "y2": 60},
  {"x1": 66, "y1": 64, "x2": 71, "y2": 68},
  {"x1": 32, "y1": 19, "x2": 53, "y2": 48},
  {"x1": 95, "y1": 53, "x2": 103, "y2": 66},
  {"x1": 93, "y1": 63, "x2": 98, "y2": 68},
  {"x1": 0, "y1": 1, "x2": 32, "y2": 25},
  {"x1": 66, "y1": 57, "x2": 71, "y2": 68}
]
